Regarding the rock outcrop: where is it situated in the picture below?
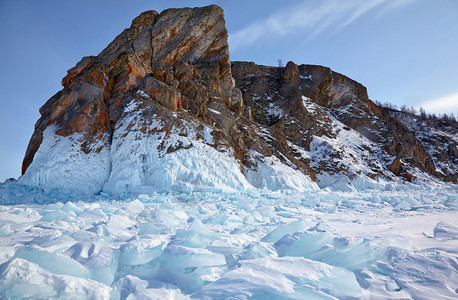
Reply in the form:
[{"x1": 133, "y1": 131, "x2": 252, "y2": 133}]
[
  {"x1": 20, "y1": 5, "x2": 254, "y2": 194},
  {"x1": 20, "y1": 5, "x2": 456, "y2": 193},
  {"x1": 23, "y1": 5, "x2": 240, "y2": 174},
  {"x1": 231, "y1": 61, "x2": 441, "y2": 186},
  {"x1": 387, "y1": 109, "x2": 457, "y2": 183}
]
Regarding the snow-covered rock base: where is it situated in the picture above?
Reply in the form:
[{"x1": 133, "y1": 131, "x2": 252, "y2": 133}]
[
  {"x1": 0, "y1": 182, "x2": 457, "y2": 299},
  {"x1": 19, "y1": 99, "x2": 318, "y2": 195}
]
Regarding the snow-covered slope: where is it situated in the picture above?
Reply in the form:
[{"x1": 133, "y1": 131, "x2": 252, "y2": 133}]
[
  {"x1": 293, "y1": 96, "x2": 397, "y2": 191},
  {"x1": 103, "y1": 100, "x2": 253, "y2": 194},
  {"x1": 231, "y1": 61, "x2": 445, "y2": 189},
  {"x1": 19, "y1": 97, "x2": 318, "y2": 195},
  {"x1": 19, "y1": 125, "x2": 112, "y2": 194},
  {"x1": 389, "y1": 109, "x2": 458, "y2": 182}
]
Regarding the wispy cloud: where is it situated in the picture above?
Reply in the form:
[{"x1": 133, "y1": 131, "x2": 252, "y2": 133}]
[
  {"x1": 229, "y1": 0, "x2": 414, "y2": 51},
  {"x1": 417, "y1": 92, "x2": 458, "y2": 116},
  {"x1": 374, "y1": 0, "x2": 417, "y2": 19}
]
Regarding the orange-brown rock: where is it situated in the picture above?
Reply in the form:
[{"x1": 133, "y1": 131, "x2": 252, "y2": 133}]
[
  {"x1": 22, "y1": 5, "x2": 241, "y2": 176},
  {"x1": 21, "y1": 5, "x2": 454, "y2": 188}
]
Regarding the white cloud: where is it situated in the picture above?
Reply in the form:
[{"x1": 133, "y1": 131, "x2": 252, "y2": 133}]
[
  {"x1": 337, "y1": 0, "x2": 385, "y2": 30},
  {"x1": 229, "y1": 0, "x2": 415, "y2": 51},
  {"x1": 374, "y1": 0, "x2": 417, "y2": 19},
  {"x1": 417, "y1": 92, "x2": 458, "y2": 116}
]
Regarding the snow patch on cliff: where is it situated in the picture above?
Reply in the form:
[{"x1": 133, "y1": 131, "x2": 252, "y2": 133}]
[
  {"x1": 245, "y1": 152, "x2": 318, "y2": 191},
  {"x1": 103, "y1": 101, "x2": 252, "y2": 194},
  {"x1": 18, "y1": 125, "x2": 111, "y2": 194}
]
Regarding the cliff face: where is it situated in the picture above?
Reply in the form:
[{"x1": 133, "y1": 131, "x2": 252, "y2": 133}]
[
  {"x1": 23, "y1": 5, "x2": 240, "y2": 174},
  {"x1": 20, "y1": 5, "x2": 253, "y2": 194},
  {"x1": 20, "y1": 5, "x2": 454, "y2": 193},
  {"x1": 231, "y1": 61, "x2": 440, "y2": 186},
  {"x1": 387, "y1": 109, "x2": 458, "y2": 183}
]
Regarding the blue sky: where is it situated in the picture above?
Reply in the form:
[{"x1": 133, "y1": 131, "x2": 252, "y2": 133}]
[{"x1": 1, "y1": 0, "x2": 457, "y2": 181}]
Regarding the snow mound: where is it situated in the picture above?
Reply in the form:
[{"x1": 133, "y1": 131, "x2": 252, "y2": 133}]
[
  {"x1": 245, "y1": 152, "x2": 318, "y2": 191},
  {"x1": 433, "y1": 221, "x2": 458, "y2": 239},
  {"x1": 0, "y1": 258, "x2": 111, "y2": 299},
  {"x1": 194, "y1": 256, "x2": 362, "y2": 299}
]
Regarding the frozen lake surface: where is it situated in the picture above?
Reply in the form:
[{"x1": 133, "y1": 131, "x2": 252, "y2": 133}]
[{"x1": 0, "y1": 182, "x2": 457, "y2": 299}]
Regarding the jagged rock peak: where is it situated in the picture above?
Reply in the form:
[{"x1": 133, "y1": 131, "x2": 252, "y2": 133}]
[
  {"x1": 130, "y1": 10, "x2": 158, "y2": 30},
  {"x1": 22, "y1": 5, "x2": 241, "y2": 178}
]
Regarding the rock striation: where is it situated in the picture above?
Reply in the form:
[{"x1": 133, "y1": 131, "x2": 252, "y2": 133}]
[{"x1": 20, "y1": 5, "x2": 456, "y2": 193}]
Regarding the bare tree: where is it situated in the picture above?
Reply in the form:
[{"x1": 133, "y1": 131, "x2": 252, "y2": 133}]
[{"x1": 419, "y1": 107, "x2": 427, "y2": 120}]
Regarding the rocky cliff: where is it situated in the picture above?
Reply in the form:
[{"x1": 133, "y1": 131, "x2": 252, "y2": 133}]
[
  {"x1": 387, "y1": 108, "x2": 457, "y2": 183},
  {"x1": 20, "y1": 5, "x2": 456, "y2": 194},
  {"x1": 231, "y1": 61, "x2": 444, "y2": 187}
]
